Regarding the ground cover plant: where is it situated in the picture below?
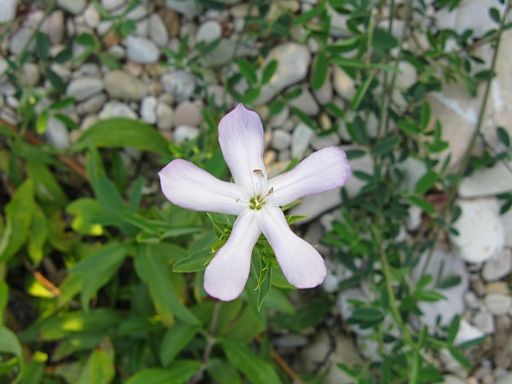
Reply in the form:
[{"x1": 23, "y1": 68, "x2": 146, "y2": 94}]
[{"x1": 1, "y1": 0, "x2": 512, "y2": 383}]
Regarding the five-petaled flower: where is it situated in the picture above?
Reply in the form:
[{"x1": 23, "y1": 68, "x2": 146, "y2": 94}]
[{"x1": 159, "y1": 104, "x2": 351, "y2": 301}]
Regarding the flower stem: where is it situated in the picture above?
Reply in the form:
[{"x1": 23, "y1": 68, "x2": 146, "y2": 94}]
[
  {"x1": 372, "y1": 223, "x2": 418, "y2": 384},
  {"x1": 190, "y1": 301, "x2": 221, "y2": 384}
]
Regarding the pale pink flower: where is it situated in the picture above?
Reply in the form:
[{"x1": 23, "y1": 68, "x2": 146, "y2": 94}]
[{"x1": 159, "y1": 104, "x2": 351, "y2": 301}]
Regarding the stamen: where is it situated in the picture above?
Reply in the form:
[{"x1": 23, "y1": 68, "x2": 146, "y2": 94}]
[
  {"x1": 253, "y1": 169, "x2": 264, "y2": 177},
  {"x1": 265, "y1": 187, "x2": 274, "y2": 197}
]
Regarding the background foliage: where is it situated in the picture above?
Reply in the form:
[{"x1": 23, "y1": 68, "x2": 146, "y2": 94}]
[{"x1": 1, "y1": 0, "x2": 511, "y2": 383}]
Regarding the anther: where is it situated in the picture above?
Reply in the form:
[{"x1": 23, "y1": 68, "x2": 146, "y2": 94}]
[
  {"x1": 265, "y1": 187, "x2": 274, "y2": 197},
  {"x1": 253, "y1": 169, "x2": 264, "y2": 177}
]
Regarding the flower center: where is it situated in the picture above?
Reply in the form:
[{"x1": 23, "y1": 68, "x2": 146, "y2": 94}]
[
  {"x1": 249, "y1": 195, "x2": 265, "y2": 210},
  {"x1": 248, "y1": 186, "x2": 274, "y2": 211}
]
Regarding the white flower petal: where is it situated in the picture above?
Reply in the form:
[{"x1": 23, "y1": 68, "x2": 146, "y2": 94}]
[
  {"x1": 204, "y1": 209, "x2": 261, "y2": 301},
  {"x1": 218, "y1": 103, "x2": 268, "y2": 195},
  {"x1": 265, "y1": 146, "x2": 351, "y2": 207},
  {"x1": 258, "y1": 206, "x2": 326, "y2": 288},
  {"x1": 159, "y1": 159, "x2": 249, "y2": 215}
]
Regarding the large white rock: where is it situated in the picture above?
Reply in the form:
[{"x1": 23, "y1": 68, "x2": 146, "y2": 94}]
[
  {"x1": 148, "y1": 13, "x2": 169, "y2": 47},
  {"x1": 450, "y1": 198, "x2": 504, "y2": 263},
  {"x1": 291, "y1": 122, "x2": 314, "y2": 159},
  {"x1": 436, "y1": 0, "x2": 506, "y2": 37},
  {"x1": 459, "y1": 161, "x2": 512, "y2": 198},
  {"x1": 255, "y1": 43, "x2": 311, "y2": 105}
]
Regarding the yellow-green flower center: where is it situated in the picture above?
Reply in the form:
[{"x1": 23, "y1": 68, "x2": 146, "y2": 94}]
[{"x1": 249, "y1": 195, "x2": 265, "y2": 210}]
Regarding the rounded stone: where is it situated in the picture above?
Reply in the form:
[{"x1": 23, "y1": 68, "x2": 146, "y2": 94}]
[
  {"x1": 173, "y1": 102, "x2": 203, "y2": 127},
  {"x1": 104, "y1": 70, "x2": 146, "y2": 101},
  {"x1": 126, "y1": 36, "x2": 161, "y2": 64},
  {"x1": 66, "y1": 77, "x2": 104, "y2": 102}
]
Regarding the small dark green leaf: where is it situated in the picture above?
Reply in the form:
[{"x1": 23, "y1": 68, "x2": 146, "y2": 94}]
[
  {"x1": 36, "y1": 32, "x2": 50, "y2": 61},
  {"x1": 371, "y1": 135, "x2": 401, "y2": 156},
  {"x1": 351, "y1": 308, "x2": 383, "y2": 322},
  {"x1": 241, "y1": 87, "x2": 260, "y2": 105},
  {"x1": 237, "y1": 59, "x2": 257, "y2": 84},
  {"x1": 44, "y1": 67, "x2": 66, "y2": 93},
  {"x1": 497, "y1": 126, "x2": 510, "y2": 147},
  {"x1": 261, "y1": 60, "x2": 278, "y2": 85},
  {"x1": 489, "y1": 7, "x2": 501, "y2": 23},
  {"x1": 420, "y1": 102, "x2": 431, "y2": 130},
  {"x1": 372, "y1": 28, "x2": 398, "y2": 50},
  {"x1": 54, "y1": 47, "x2": 73, "y2": 63},
  {"x1": 447, "y1": 314, "x2": 460, "y2": 344},
  {"x1": 407, "y1": 195, "x2": 435, "y2": 214},
  {"x1": 351, "y1": 74, "x2": 373, "y2": 110},
  {"x1": 448, "y1": 347, "x2": 471, "y2": 369},
  {"x1": 414, "y1": 170, "x2": 438, "y2": 194},
  {"x1": 311, "y1": 51, "x2": 328, "y2": 91},
  {"x1": 76, "y1": 32, "x2": 96, "y2": 47}
]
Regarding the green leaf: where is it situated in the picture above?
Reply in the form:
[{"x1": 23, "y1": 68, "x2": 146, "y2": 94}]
[
  {"x1": 271, "y1": 296, "x2": 331, "y2": 332},
  {"x1": 69, "y1": 242, "x2": 131, "y2": 311},
  {"x1": 292, "y1": 5, "x2": 323, "y2": 25},
  {"x1": 207, "y1": 359, "x2": 242, "y2": 384},
  {"x1": 0, "y1": 180, "x2": 35, "y2": 263},
  {"x1": 173, "y1": 232, "x2": 217, "y2": 273},
  {"x1": 21, "y1": 351, "x2": 47, "y2": 384},
  {"x1": 125, "y1": 360, "x2": 201, "y2": 384},
  {"x1": 447, "y1": 314, "x2": 460, "y2": 344},
  {"x1": 371, "y1": 135, "x2": 401, "y2": 156},
  {"x1": 36, "y1": 32, "x2": 50, "y2": 61},
  {"x1": 414, "y1": 170, "x2": 438, "y2": 194},
  {"x1": 241, "y1": 87, "x2": 261, "y2": 105},
  {"x1": 159, "y1": 321, "x2": 201, "y2": 366},
  {"x1": 66, "y1": 198, "x2": 105, "y2": 235},
  {"x1": 489, "y1": 7, "x2": 501, "y2": 23},
  {"x1": 45, "y1": 67, "x2": 66, "y2": 93},
  {"x1": 407, "y1": 195, "x2": 435, "y2": 214},
  {"x1": 27, "y1": 206, "x2": 49, "y2": 266},
  {"x1": 351, "y1": 74, "x2": 373, "y2": 110},
  {"x1": 261, "y1": 60, "x2": 278, "y2": 85},
  {"x1": 372, "y1": 29, "x2": 398, "y2": 50},
  {"x1": 219, "y1": 339, "x2": 282, "y2": 384},
  {"x1": 269, "y1": 99, "x2": 286, "y2": 115},
  {"x1": 497, "y1": 126, "x2": 510, "y2": 147},
  {"x1": 73, "y1": 118, "x2": 171, "y2": 155},
  {"x1": 237, "y1": 59, "x2": 257, "y2": 84},
  {"x1": 76, "y1": 32, "x2": 96, "y2": 47},
  {"x1": 77, "y1": 346, "x2": 115, "y2": 384},
  {"x1": 351, "y1": 308, "x2": 384, "y2": 322},
  {"x1": 311, "y1": 51, "x2": 328, "y2": 91},
  {"x1": 420, "y1": 102, "x2": 431, "y2": 130},
  {"x1": 415, "y1": 290, "x2": 446, "y2": 302},
  {"x1": 49, "y1": 97, "x2": 76, "y2": 110},
  {"x1": 36, "y1": 110, "x2": 49, "y2": 134},
  {"x1": 397, "y1": 119, "x2": 420, "y2": 135},
  {"x1": 54, "y1": 113, "x2": 79, "y2": 130},
  {"x1": 0, "y1": 326, "x2": 24, "y2": 383},
  {"x1": 136, "y1": 245, "x2": 200, "y2": 325},
  {"x1": 448, "y1": 347, "x2": 471, "y2": 369},
  {"x1": 54, "y1": 47, "x2": 73, "y2": 63},
  {"x1": 26, "y1": 161, "x2": 69, "y2": 207}
]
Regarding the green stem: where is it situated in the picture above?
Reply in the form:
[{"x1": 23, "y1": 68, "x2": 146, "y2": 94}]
[
  {"x1": 190, "y1": 301, "x2": 221, "y2": 384},
  {"x1": 372, "y1": 223, "x2": 418, "y2": 384}
]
